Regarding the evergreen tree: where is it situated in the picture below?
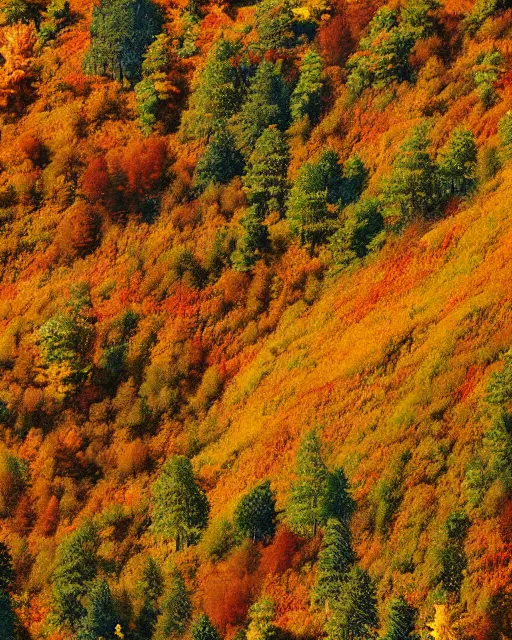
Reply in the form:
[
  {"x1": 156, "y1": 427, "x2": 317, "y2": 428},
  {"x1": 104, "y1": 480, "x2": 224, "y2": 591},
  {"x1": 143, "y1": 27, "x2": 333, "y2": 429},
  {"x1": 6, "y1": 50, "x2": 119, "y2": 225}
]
[
  {"x1": 499, "y1": 110, "x2": 512, "y2": 148},
  {"x1": 286, "y1": 430, "x2": 329, "y2": 537},
  {"x1": 243, "y1": 126, "x2": 290, "y2": 217},
  {"x1": 314, "y1": 518, "x2": 356, "y2": 610},
  {"x1": 151, "y1": 455, "x2": 210, "y2": 550},
  {"x1": 384, "y1": 122, "x2": 440, "y2": 223},
  {"x1": 401, "y1": 0, "x2": 440, "y2": 39},
  {"x1": 290, "y1": 48, "x2": 324, "y2": 124},
  {"x1": 473, "y1": 49, "x2": 504, "y2": 109},
  {"x1": 485, "y1": 411, "x2": 512, "y2": 489},
  {"x1": 183, "y1": 37, "x2": 243, "y2": 140},
  {"x1": 233, "y1": 60, "x2": 290, "y2": 159},
  {"x1": 347, "y1": 7, "x2": 415, "y2": 97},
  {"x1": 438, "y1": 128, "x2": 478, "y2": 197},
  {"x1": 155, "y1": 569, "x2": 191, "y2": 639},
  {"x1": 465, "y1": 0, "x2": 512, "y2": 34},
  {"x1": 234, "y1": 480, "x2": 277, "y2": 543},
  {"x1": 83, "y1": 0, "x2": 162, "y2": 84},
  {"x1": 254, "y1": 0, "x2": 296, "y2": 51},
  {"x1": 341, "y1": 155, "x2": 368, "y2": 207},
  {"x1": 232, "y1": 205, "x2": 270, "y2": 272},
  {"x1": 177, "y1": 1, "x2": 201, "y2": 58},
  {"x1": 437, "y1": 512, "x2": 470, "y2": 597},
  {"x1": 325, "y1": 566, "x2": 378, "y2": 640},
  {"x1": 286, "y1": 152, "x2": 342, "y2": 249},
  {"x1": 77, "y1": 579, "x2": 117, "y2": 640},
  {"x1": 382, "y1": 597, "x2": 418, "y2": 640},
  {"x1": 246, "y1": 597, "x2": 278, "y2": 640},
  {"x1": 191, "y1": 614, "x2": 221, "y2": 640},
  {"x1": 52, "y1": 520, "x2": 100, "y2": 631},
  {"x1": 134, "y1": 557, "x2": 164, "y2": 640},
  {"x1": 330, "y1": 197, "x2": 384, "y2": 265},
  {"x1": 194, "y1": 129, "x2": 244, "y2": 192},
  {"x1": 0, "y1": 543, "x2": 15, "y2": 640},
  {"x1": 323, "y1": 467, "x2": 356, "y2": 524}
]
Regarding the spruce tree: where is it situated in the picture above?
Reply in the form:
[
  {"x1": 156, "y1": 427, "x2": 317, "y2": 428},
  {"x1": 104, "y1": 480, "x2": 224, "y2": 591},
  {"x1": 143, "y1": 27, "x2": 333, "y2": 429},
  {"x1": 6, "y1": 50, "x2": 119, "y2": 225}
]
[
  {"x1": 233, "y1": 60, "x2": 290, "y2": 159},
  {"x1": 286, "y1": 430, "x2": 329, "y2": 537},
  {"x1": 254, "y1": 0, "x2": 296, "y2": 51},
  {"x1": 0, "y1": 543, "x2": 15, "y2": 640},
  {"x1": 323, "y1": 467, "x2": 356, "y2": 524},
  {"x1": 183, "y1": 37, "x2": 243, "y2": 140},
  {"x1": 194, "y1": 130, "x2": 244, "y2": 192},
  {"x1": 134, "y1": 557, "x2": 164, "y2": 640},
  {"x1": 234, "y1": 480, "x2": 277, "y2": 543},
  {"x1": 76, "y1": 579, "x2": 117, "y2": 640},
  {"x1": 341, "y1": 155, "x2": 368, "y2": 207},
  {"x1": 52, "y1": 520, "x2": 100, "y2": 631},
  {"x1": 243, "y1": 126, "x2": 290, "y2": 217},
  {"x1": 232, "y1": 205, "x2": 271, "y2": 272},
  {"x1": 0, "y1": 544, "x2": 14, "y2": 591},
  {"x1": 384, "y1": 122, "x2": 440, "y2": 223},
  {"x1": 438, "y1": 128, "x2": 478, "y2": 197},
  {"x1": 325, "y1": 566, "x2": 378, "y2": 640},
  {"x1": 290, "y1": 48, "x2": 324, "y2": 124},
  {"x1": 155, "y1": 569, "x2": 191, "y2": 639},
  {"x1": 314, "y1": 518, "x2": 355, "y2": 610},
  {"x1": 151, "y1": 455, "x2": 210, "y2": 550},
  {"x1": 83, "y1": 0, "x2": 162, "y2": 84},
  {"x1": 286, "y1": 152, "x2": 343, "y2": 249},
  {"x1": 330, "y1": 197, "x2": 384, "y2": 265},
  {"x1": 191, "y1": 614, "x2": 221, "y2": 640},
  {"x1": 382, "y1": 597, "x2": 418, "y2": 640}
]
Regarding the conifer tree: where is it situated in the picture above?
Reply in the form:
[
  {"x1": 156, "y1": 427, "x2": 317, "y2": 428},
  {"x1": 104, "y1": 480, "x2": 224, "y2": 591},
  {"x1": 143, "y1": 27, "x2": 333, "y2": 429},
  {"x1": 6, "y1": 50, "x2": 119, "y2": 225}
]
[
  {"x1": 155, "y1": 569, "x2": 191, "y2": 639},
  {"x1": 323, "y1": 467, "x2": 356, "y2": 524},
  {"x1": 194, "y1": 129, "x2": 244, "y2": 192},
  {"x1": 254, "y1": 0, "x2": 296, "y2": 51},
  {"x1": 438, "y1": 128, "x2": 478, "y2": 197},
  {"x1": 246, "y1": 597, "x2": 278, "y2": 640},
  {"x1": 233, "y1": 60, "x2": 290, "y2": 159},
  {"x1": 52, "y1": 520, "x2": 100, "y2": 631},
  {"x1": 83, "y1": 0, "x2": 162, "y2": 84},
  {"x1": 341, "y1": 155, "x2": 368, "y2": 207},
  {"x1": 314, "y1": 518, "x2": 356, "y2": 610},
  {"x1": 286, "y1": 430, "x2": 329, "y2": 537},
  {"x1": 330, "y1": 197, "x2": 384, "y2": 265},
  {"x1": 325, "y1": 566, "x2": 378, "y2": 640},
  {"x1": 0, "y1": 543, "x2": 15, "y2": 640},
  {"x1": 286, "y1": 151, "x2": 343, "y2": 249},
  {"x1": 243, "y1": 126, "x2": 290, "y2": 216},
  {"x1": 76, "y1": 579, "x2": 117, "y2": 640},
  {"x1": 191, "y1": 614, "x2": 221, "y2": 640},
  {"x1": 183, "y1": 37, "x2": 243, "y2": 140},
  {"x1": 234, "y1": 480, "x2": 277, "y2": 543},
  {"x1": 177, "y1": 1, "x2": 201, "y2": 58},
  {"x1": 232, "y1": 205, "x2": 271, "y2": 271},
  {"x1": 134, "y1": 557, "x2": 164, "y2": 640},
  {"x1": 384, "y1": 122, "x2": 440, "y2": 223},
  {"x1": 382, "y1": 597, "x2": 418, "y2": 640},
  {"x1": 290, "y1": 48, "x2": 323, "y2": 124},
  {"x1": 151, "y1": 455, "x2": 210, "y2": 550}
]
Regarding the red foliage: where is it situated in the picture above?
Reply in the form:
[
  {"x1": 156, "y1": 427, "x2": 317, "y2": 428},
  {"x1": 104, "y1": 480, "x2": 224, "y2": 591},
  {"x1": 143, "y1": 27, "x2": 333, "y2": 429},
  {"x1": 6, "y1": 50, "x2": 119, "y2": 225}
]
[
  {"x1": 317, "y1": 2, "x2": 354, "y2": 68},
  {"x1": 18, "y1": 133, "x2": 47, "y2": 167},
  {"x1": 259, "y1": 527, "x2": 302, "y2": 576},
  {"x1": 81, "y1": 156, "x2": 111, "y2": 204},
  {"x1": 116, "y1": 137, "x2": 168, "y2": 202},
  {"x1": 38, "y1": 495, "x2": 60, "y2": 537}
]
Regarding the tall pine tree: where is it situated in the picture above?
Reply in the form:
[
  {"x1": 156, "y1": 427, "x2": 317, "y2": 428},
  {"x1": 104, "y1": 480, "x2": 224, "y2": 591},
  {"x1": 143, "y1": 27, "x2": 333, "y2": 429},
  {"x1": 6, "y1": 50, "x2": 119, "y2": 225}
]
[
  {"x1": 290, "y1": 48, "x2": 324, "y2": 124},
  {"x1": 155, "y1": 568, "x2": 191, "y2": 640},
  {"x1": 382, "y1": 597, "x2": 418, "y2": 640},
  {"x1": 234, "y1": 480, "x2": 277, "y2": 543}
]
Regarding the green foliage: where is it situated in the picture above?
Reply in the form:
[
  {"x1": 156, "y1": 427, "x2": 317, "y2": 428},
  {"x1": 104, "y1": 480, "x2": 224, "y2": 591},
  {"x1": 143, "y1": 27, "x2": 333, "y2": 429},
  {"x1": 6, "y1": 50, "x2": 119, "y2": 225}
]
[
  {"x1": 243, "y1": 126, "x2": 290, "y2": 217},
  {"x1": 1, "y1": 0, "x2": 38, "y2": 25},
  {"x1": 438, "y1": 128, "x2": 478, "y2": 197},
  {"x1": 372, "y1": 451, "x2": 410, "y2": 538},
  {"x1": 232, "y1": 205, "x2": 271, "y2": 272},
  {"x1": 485, "y1": 412, "x2": 512, "y2": 488},
  {"x1": 135, "y1": 33, "x2": 175, "y2": 135},
  {"x1": 177, "y1": 1, "x2": 200, "y2": 58},
  {"x1": 382, "y1": 597, "x2": 418, "y2": 640},
  {"x1": 0, "y1": 590, "x2": 15, "y2": 640},
  {"x1": 83, "y1": 0, "x2": 162, "y2": 84},
  {"x1": 254, "y1": 0, "x2": 296, "y2": 51},
  {"x1": 499, "y1": 111, "x2": 512, "y2": 148},
  {"x1": 191, "y1": 614, "x2": 221, "y2": 640},
  {"x1": 0, "y1": 451, "x2": 28, "y2": 516},
  {"x1": 134, "y1": 556, "x2": 163, "y2": 640},
  {"x1": 330, "y1": 197, "x2": 383, "y2": 265},
  {"x1": 437, "y1": 512, "x2": 470, "y2": 597},
  {"x1": 341, "y1": 155, "x2": 368, "y2": 207},
  {"x1": 0, "y1": 544, "x2": 14, "y2": 592},
  {"x1": 234, "y1": 480, "x2": 277, "y2": 543},
  {"x1": 384, "y1": 122, "x2": 441, "y2": 223},
  {"x1": 38, "y1": 0, "x2": 71, "y2": 45},
  {"x1": 51, "y1": 520, "x2": 100, "y2": 631},
  {"x1": 465, "y1": 0, "x2": 511, "y2": 34},
  {"x1": 151, "y1": 455, "x2": 210, "y2": 549},
  {"x1": 286, "y1": 430, "x2": 346, "y2": 537},
  {"x1": 346, "y1": 7, "x2": 415, "y2": 97},
  {"x1": 400, "y1": 0, "x2": 440, "y2": 39},
  {"x1": 325, "y1": 565, "x2": 378, "y2": 640},
  {"x1": 290, "y1": 48, "x2": 324, "y2": 124},
  {"x1": 314, "y1": 518, "x2": 355, "y2": 609},
  {"x1": 194, "y1": 130, "x2": 244, "y2": 192},
  {"x1": 246, "y1": 597, "x2": 278, "y2": 640},
  {"x1": 286, "y1": 151, "x2": 343, "y2": 249},
  {"x1": 76, "y1": 579, "x2": 117, "y2": 640},
  {"x1": 474, "y1": 49, "x2": 505, "y2": 109},
  {"x1": 232, "y1": 60, "x2": 290, "y2": 159},
  {"x1": 183, "y1": 37, "x2": 243, "y2": 140},
  {"x1": 155, "y1": 569, "x2": 191, "y2": 639}
]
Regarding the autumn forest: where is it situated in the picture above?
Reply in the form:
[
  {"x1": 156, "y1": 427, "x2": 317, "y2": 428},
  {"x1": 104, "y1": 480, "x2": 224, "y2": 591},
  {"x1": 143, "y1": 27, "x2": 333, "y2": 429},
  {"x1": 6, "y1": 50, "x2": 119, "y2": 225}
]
[{"x1": 0, "y1": 0, "x2": 511, "y2": 638}]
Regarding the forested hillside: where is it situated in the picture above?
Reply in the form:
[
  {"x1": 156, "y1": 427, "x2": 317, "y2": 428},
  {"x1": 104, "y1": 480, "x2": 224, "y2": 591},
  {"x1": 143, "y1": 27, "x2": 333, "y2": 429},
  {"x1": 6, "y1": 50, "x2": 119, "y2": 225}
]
[{"x1": 0, "y1": 0, "x2": 511, "y2": 638}]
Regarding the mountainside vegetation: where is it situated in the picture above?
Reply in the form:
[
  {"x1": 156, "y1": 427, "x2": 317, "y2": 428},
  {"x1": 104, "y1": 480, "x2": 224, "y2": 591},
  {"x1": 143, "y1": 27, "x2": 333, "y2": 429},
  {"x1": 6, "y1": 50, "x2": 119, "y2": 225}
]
[{"x1": 0, "y1": 0, "x2": 511, "y2": 638}]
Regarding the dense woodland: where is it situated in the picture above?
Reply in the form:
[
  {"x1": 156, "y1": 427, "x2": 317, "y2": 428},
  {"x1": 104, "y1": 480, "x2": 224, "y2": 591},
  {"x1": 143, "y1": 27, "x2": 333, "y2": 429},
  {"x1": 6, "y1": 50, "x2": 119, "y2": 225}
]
[{"x1": 0, "y1": 0, "x2": 511, "y2": 638}]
